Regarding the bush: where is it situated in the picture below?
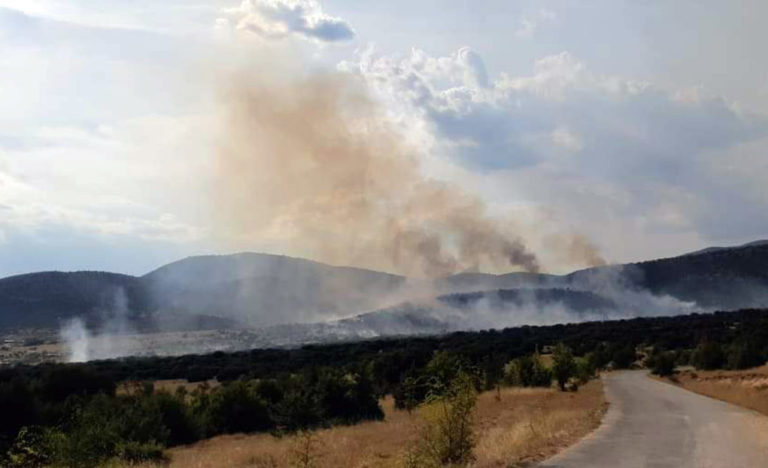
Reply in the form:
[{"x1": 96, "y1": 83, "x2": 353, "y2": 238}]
[
  {"x1": 6, "y1": 426, "x2": 63, "y2": 468},
  {"x1": 610, "y1": 345, "x2": 637, "y2": 369},
  {"x1": 649, "y1": 351, "x2": 676, "y2": 376},
  {"x1": 503, "y1": 354, "x2": 551, "y2": 388},
  {"x1": 552, "y1": 343, "x2": 577, "y2": 391},
  {"x1": 202, "y1": 380, "x2": 272, "y2": 434},
  {"x1": 0, "y1": 378, "x2": 40, "y2": 452},
  {"x1": 153, "y1": 391, "x2": 201, "y2": 445},
  {"x1": 575, "y1": 355, "x2": 597, "y2": 384},
  {"x1": 727, "y1": 341, "x2": 764, "y2": 370},
  {"x1": 394, "y1": 352, "x2": 477, "y2": 410},
  {"x1": 692, "y1": 340, "x2": 725, "y2": 370},
  {"x1": 405, "y1": 372, "x2": 477, "y2": 467}
]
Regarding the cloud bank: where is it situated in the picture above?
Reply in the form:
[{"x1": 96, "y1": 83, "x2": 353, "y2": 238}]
[
  {"x1": 220, "y1": 0, "x2": 354, "y2": 43},
  {"x1": 340, "y1": 47, "x2": 768, "y2": 261}
]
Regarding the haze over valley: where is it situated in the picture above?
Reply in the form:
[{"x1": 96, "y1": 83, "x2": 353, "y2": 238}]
[{"x1": 3, "y1": 239, "x2": 768, "y2": 363}]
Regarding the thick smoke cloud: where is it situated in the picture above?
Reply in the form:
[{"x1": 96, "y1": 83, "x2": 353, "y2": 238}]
[
  {"x1": 342, "y1": 47, "x2": 768, "y2": 260},
  {"x1": 212, "y1": 72, "x2": 605, "y2": 277}
]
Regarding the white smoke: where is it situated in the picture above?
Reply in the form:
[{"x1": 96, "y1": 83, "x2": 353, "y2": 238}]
[
  {"x1": 59, "y1": 317, "x2": 90, "y2": 363},
  {"x1": 58, "y1": 286, "x2": 140, "y2": 363}
]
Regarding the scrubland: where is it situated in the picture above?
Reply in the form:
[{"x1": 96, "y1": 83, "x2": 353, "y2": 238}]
[
  {"x1": 141, "y1": 380, "x2": 605, "y2": 468},
  {"x1": 664, "y1": 365, "x2": 768, "y2": 416}
]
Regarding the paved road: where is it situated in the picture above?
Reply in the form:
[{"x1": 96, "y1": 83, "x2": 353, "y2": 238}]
[{"x1": 539, "y1": 371, "x2": 768, "y2": 468}]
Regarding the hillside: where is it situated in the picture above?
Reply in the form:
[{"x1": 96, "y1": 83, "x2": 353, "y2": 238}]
[
  {"x1": 1, "y1": 240, "x2": 768, "y2": 333},
  {"x1": 565, "y1": 240, "x2": 768, "y2": 309},
  {"x1": 0, "y1": 271, "x2": 142, "y2": 329},
  {"x1": 140, "y1": 253, "x2": 405, "y2": 326}
]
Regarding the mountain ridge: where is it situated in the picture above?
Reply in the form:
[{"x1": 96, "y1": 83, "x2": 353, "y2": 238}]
[{"x1": 2, "y1": 240, "x2": 768, "y2": 331}]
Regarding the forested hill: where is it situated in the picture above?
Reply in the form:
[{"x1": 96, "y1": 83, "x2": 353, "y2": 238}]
[
  {"x1": 566, "y1": 240, "x2": 768, "y2": 309},
  {"x1": 1, "y1": 241, "x2": 768, "y2": 331},
  {"x1": 0, "y1": 271, "x2": 141, "y2": 329}
]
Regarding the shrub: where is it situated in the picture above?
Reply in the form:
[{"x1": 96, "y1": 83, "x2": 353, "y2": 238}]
[
  {"x1": 692, "y1": 340, "x2": 725, "y2": 370},
  {"x1": 0, "y1": 378, "x2": 40, "y2": 452},
  {"x1": 153, "y1": 391, "x2": 201, "y2": 445},
  {"x1": 503, "y1": 354, "x2": 551, "y2": 387},
  {"x1": 202, "y1": 380, "x2": 272, "y2": 434},
  {"x1": 552, "y1": 343, "x2": 577, "y2": 391},
  {"x1": 610, "y1": 345, "x2": 637, "y2": 369},
  {"x1": 290, "y1": 430, "x2": 320, "y2": 468},
  {"x1": 406, "y1": 372, "x2": 477, "y2": 467},
  {"x1": 6, "y1": 426, "x2": 63, "y2": 468},
  {"x1": 575, "y1": 355, "x2": 597, "y2": 384},
  {"x1": 649, "y1": 352, "x2": 676, "y2": 376},
  {"x1": 727, "y1": 341, "x2": 764, "y2": 370}
]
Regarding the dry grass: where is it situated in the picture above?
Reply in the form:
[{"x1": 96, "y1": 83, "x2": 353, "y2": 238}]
[
  {"x1": 135, "y1": 380, "x2": 605, "y2": 468},
  {"x1": 662, "y1": 364, "x2": 768, "y2": 416}
]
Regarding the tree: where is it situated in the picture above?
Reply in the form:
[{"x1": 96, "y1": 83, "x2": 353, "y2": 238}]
[
  {"x1": 552, "y1": 343, "x2": 577, "y2": 391},
  {"x1": 692, "y1": 340, "x2": 725, "y2": 370},
  {"x1": 406, "y1": 372, "x2": 477, "y2": 467},
  {"x1": 610, "y1": 345, "x2": 636, "y2": 369},
  {"x1": 727, "y1": 340, "x2": 764, "y2": 370},
  {"x1": 575, "y1": 355, "x2": 597, "y2": 384},
  {"x1": 503, "y1": 354, "x2": 551, "y2": 387},
  {"x1": 649, "y1": 351, "x2": 676, "y2": 377}
]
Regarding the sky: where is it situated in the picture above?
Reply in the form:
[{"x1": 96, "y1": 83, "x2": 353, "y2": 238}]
[{"x1": 1, "y1": 0, "x2": 768, "y2": 277}]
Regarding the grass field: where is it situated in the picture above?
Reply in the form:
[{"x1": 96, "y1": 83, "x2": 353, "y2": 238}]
[
  {"x1": 136, "y1": 379, "x2": 606, "y2": 468},
  {"x1": 663, "y1": 365, "x2": 768, "y2": 416}
]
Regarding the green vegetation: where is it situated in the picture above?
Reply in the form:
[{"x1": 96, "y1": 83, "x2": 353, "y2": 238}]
[
  {"x1": 552, "y1": 343, "x2": 577, "y2": 391},
  {"x1": 648, "y1": 351, "x2": 677, "y2": 376},
  {"x1": 2, "y1": 308, "x2": 768, "y2": 465},
  {"x1": 405, "y1": 372, "x2": 478, "y2": 468},
  {"x1": 0, "y1": 367, "x2": 382, "y2": 467},
  {"x1": 503, "y1": 353, "x2": 552, "y2": 388}
]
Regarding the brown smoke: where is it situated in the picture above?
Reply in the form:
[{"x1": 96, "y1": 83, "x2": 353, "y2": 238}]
[{"x1": 212, "y1": 71, "x2": 602, "y2": 277}]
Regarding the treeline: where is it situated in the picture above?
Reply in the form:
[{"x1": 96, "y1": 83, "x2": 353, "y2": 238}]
[
  {"x1": 2, "y1": 308, "x2": 768, "y2": 466},
  {"x1": 648, "y1": 335, "x2": 768, "y2": 377},
  {"x1": 7, "y1": 308, "x2": 767, "y2": 386},
  {"x1": 1, "y1": 366, "x2": 381, "y2": 467}
]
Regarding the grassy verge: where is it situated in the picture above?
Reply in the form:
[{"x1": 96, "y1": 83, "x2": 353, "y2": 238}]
[
  {"x1": 133, "y1": 380, "x2": 606, "y2": 468},
  {"x1": 657, "y1": 365, "x2": 768, "y2": 416}
]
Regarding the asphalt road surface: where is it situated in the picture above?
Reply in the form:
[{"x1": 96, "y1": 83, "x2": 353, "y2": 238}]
[{"x1": 539, "y1": 370, "x2": 768, "y2": 468}]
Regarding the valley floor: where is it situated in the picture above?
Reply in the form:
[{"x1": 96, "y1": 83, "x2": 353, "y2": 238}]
[
  {"x1": 662, "y1": 365, "x2": 768, "y2": 416},
  {"x1": 136, "y1": 380, "x2": 605, "y2": 468}
]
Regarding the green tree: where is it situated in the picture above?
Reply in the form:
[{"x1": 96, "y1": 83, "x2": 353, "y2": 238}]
[
  {"x1": 406, "y1": 372, "x2": 477, "y2": 467},
  {"x1": 552, "y1": 343, "x2": 577, "y2": 391},
  {"x1": 692, "y1": 340, "x2": 725, "y2": 370},
  {"x1": 649, "y1": 351, "x2": 676, "y2": 377},
  {"x1": 503, "y1": 354, "x2": 551, "y2": 387},
  {"x1": 727, "y1": 340, "x2": 764, "y2": 370}
]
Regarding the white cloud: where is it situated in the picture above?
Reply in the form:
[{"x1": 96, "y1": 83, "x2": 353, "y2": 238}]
[
  {"x1": 220, "y1": 0, "x2": 354, "y2": 43},
  {"x1": 551, "y1": 126, "x2": 583, "y2": 152},
  {"x1": 340, "y1": 46, "x2": 768, "y2": 261},
  {"x1": 0, "y1": 112, "x2": 215, "y2": 247},
  {"x1": 515, "y1": 8, "x2": 557, "y2": 39}
]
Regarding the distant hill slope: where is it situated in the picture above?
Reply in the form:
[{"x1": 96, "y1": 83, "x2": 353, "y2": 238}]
[
  {"x1": 1, "y1": 241, "x2": 768, "y2": 331},
  {"x1": 140, "y1": 253, "x2": 405, "y2": 326},
  {"x1": 335, "y1": 288, "x2": 618, "y2": 336},
  {"x1": 0, "y1": 271, "x2": 141, "y2": 329},
  {"x1": 566, "y1": 240, "x2": 768, "y2": 309}
]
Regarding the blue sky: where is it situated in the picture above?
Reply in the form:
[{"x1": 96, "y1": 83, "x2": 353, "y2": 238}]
[{"x1": 2, "y1": 1, "x2": 768, "y2": 277}]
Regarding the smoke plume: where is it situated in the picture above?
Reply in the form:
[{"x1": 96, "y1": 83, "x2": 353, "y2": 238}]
[
  {"x1": 58, "y1": 287, "x2": 139, "y2": 363},
  {"x1": 212, "y1": 72, "x2": 604, "y2": 277},
  {"x1": 59, "y1": 318, "x2": 90, "y2": 363}
]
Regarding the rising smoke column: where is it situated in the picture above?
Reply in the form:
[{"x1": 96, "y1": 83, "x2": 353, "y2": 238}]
[{"x1": 213, "y1": 72, "x2": 603, "y2": 277}]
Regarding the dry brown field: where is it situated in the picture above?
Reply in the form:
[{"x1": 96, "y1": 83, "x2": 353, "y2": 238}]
[
  {"x1": 661, "y1": 364, "x2": 768, "y2": 416},
  {"x1": 132, "y1": 379, "x2": 606, "y2": 468}
]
